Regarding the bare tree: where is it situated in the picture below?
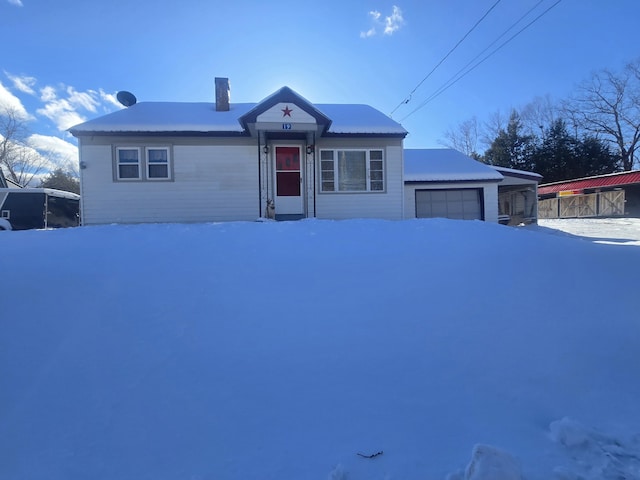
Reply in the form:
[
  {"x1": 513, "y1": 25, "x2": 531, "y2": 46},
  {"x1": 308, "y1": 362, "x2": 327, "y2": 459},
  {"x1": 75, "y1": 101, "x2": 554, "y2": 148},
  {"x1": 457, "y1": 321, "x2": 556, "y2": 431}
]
[
  {"x1": 563, "y1": 60, "x2": 640, "y2": 171},
  {"x1": 439, "y1": 116, "x2": 481, "y2": 158},
  {"x1": 481, "y1": 110, "x2": 508, "y2": 150},
  {"x1": 0, "y1": 105, "x2": 50, "y2": 186},
  {"x1": 520, "y1": 94, "x2": 558, "y2": 137}
]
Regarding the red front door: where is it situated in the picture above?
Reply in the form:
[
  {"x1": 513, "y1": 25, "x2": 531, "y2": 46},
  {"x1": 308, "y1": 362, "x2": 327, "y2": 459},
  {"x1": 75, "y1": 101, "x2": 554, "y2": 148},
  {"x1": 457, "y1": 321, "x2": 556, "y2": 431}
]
[{"x1": 274, "y1": 146, "x2": 303, "y2": 216}]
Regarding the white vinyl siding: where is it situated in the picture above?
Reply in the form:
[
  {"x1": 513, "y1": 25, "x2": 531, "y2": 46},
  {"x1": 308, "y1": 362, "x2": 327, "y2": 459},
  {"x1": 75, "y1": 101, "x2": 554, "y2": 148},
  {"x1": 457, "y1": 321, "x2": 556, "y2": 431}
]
[
  {"x1": 80, "y1": 141, "x2": 258, "y2": 225},
  {"x1": 315, "y1": 141, "x2": 404, "y2": 220}
]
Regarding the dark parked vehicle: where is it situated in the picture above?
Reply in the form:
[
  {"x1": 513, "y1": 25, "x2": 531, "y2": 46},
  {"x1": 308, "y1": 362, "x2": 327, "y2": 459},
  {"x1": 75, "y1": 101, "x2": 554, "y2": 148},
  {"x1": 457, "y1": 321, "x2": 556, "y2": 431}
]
[{"x1": 0, "y1": 188, "x2": 80, "y2": 231}]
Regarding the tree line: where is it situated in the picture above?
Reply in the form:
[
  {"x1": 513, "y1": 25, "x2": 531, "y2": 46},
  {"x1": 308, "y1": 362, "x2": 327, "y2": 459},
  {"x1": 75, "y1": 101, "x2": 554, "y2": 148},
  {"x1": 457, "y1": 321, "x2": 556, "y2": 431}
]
[{"x1": 441, "y1": 58, "x2": 640, "y2": 183}]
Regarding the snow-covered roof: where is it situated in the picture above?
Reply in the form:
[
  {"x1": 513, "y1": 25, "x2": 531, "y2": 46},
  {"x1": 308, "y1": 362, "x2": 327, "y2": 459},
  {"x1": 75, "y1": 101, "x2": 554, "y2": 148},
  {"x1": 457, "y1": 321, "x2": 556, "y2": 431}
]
[
  {"x1": 0, "y1": 187, "x2": 81, "y2": 199},
  {"x1": 69, "y1": 102, "x2": 253, "y2": 134},
  {"x1": 316, "y1": 104, "x2": 407, "y2": 135},
  {"x1": 69, "y1": 102, "x2": 407, "y2": 136},
  {"x1": 404, "y1": 149, "x2": 504, "y2": 182},
  {"x1": 491, "y1": 165, "x2": 542, "y2": 180}
]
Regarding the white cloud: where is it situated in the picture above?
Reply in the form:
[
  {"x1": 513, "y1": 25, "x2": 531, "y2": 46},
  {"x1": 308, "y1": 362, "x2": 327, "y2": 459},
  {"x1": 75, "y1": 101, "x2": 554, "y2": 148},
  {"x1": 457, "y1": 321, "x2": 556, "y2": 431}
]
[
  {"x1": 5, "y1": 72, "x2": 36, "y2": 95},
  {"x1": 360, "y1": 5, "x2": 405, "y2": 38},
  {"x1": 384, "y1": 6, "x2": 404, "y2": 35},
  {"x1": 99, "y1": 89, "x2": 123, "y2": 110},
  {"x1": 36, "y1": 84, "x2": 121, "y2": 131},
  {"x1": 0, "y1": 81, "x2": 31, "y2": 119},
  {"x1": 28, "y1": 134, "x2": 79, "y2": 171},
  {"x1": 40, "y1": 86, "x2": 57, "y2": 102},
  {"x1": 8, "y1": 0, "x2": 23, "y2": 6},
  {"x1": 37, "y1": 86, "x2": 88, "y2": 131},
  {"x1": 360, "y1": 27, "x2": 377, "y2": 39},
  {"x1": 66, "y1": 86, "x2": 99, "y2": 112},
  {"x1": 37, "y1": 100, "x2": 86, "y2": 131}
]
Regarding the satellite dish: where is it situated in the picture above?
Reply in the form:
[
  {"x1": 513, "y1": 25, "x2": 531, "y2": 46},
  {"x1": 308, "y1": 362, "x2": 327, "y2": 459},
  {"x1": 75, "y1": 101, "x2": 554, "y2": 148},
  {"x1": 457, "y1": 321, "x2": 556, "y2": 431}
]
[{"x1": 117, "y1": 91, "x2": 137, "y2": 107}]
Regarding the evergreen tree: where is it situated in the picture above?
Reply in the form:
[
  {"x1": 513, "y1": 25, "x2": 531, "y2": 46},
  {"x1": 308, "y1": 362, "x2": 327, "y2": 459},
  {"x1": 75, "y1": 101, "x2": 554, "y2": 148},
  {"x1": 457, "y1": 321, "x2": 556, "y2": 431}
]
[
  {"x1": 483, "y1": 111, "x2": 535, "y2": 170},
  {"x1": 39, "y1": 168, "x2": 80, "y2": 194},
  {"x1": 531, "y1": 119, "x2": 620, "y2": 183}
]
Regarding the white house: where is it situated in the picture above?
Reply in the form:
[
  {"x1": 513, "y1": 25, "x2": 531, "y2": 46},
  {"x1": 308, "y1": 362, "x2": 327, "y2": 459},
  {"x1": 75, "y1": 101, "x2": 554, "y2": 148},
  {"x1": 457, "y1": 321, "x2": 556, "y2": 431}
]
[
  {"x1": 69, "y1": 80, "x2": 408, "y2": 224},
  {"x1": 403, "y1": 149, "x2": 504, "y2": 222}
]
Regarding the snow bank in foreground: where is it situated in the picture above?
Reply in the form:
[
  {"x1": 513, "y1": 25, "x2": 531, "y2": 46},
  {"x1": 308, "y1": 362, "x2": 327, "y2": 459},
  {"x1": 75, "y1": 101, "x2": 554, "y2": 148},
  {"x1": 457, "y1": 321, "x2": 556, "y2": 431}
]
[{"x1": 1, "y1": 219, "x2": 639, "y2": 480}]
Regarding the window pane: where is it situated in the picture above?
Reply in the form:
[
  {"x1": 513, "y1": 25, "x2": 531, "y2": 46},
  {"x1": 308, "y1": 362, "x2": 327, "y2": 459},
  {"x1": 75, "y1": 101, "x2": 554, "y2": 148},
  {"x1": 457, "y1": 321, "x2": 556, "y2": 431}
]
[
  {"x1": 148, "y1": 149, "x2": 168, "y2": 163},
  {"x1": 338, "y1": 151, "x2": 366, "y2": 191},
  {"x1": 148, "y1": 164, "x2": 169, "y2": 178},
  {"x1": 276, "y1": 171, "x2": 301, "y2": 196},
  {"x1": 118, "y1": 149, "x2": 138, "y2": 163},
  {"x1": 371, "y1": 181, "x2": 384, "y2": 191},
  {"x1": 276, "y1": 147, "x2": 300, "y2": 171},
  {"x1": 119, "y1": 164, "x2": 139, "y2": 178},
  {"x1": 371, "y1": 170, "x2": 383, "y2": 181},
  {"x1": 370, "y1": 150, "x2": 383, "y2": 160},
  {"x1": 321, "y1": 156, "x2": 335, "y2": 192},
  {"x1": 371, "y1": 160, "x2": 383, "y2": 171}
]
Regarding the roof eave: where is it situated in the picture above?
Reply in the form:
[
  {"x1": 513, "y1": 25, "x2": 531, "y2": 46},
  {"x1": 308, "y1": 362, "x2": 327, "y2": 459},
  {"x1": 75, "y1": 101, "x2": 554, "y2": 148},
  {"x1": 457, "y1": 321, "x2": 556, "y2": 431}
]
[
  {"x1": 323, "y1": 131, "x2": 408, "y2": 139},
  {"x1": 70, "y1": 130, "x2": 251, "y2": 138}
]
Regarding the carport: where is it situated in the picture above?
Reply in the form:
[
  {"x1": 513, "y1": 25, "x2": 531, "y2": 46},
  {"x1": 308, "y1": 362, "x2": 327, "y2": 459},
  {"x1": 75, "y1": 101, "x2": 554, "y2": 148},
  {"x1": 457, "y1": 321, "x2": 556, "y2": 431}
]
[{"x1": 492, "y1": 166, "x2": 542, "y2": 225}]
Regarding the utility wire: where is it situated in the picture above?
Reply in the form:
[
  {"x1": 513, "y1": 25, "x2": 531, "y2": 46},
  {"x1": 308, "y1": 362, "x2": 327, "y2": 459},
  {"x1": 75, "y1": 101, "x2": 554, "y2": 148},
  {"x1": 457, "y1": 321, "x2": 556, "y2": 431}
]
[
  {"x1": 389, "y1": 0, "x2": 503, "y2": 116},
  {"x1": 399, "y1": 0, "x2": 563, "y2": 122},
  {"x1": 401, "y1": 0, "x2": 545, "y2": 117}
]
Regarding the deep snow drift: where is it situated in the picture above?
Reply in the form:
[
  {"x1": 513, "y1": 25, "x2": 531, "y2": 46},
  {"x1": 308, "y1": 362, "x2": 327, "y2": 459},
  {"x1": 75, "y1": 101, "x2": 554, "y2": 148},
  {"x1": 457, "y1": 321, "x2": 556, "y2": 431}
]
[{"x1": 1, "y1": 219, "x2": 639, "y2": 480}]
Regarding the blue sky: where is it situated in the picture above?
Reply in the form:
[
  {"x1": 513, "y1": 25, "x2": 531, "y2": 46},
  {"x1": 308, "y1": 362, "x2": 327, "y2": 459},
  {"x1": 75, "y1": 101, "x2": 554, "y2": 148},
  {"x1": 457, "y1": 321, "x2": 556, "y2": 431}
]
[{"x1": 2, "y1": 0, "x2": 640, "y2": 171}]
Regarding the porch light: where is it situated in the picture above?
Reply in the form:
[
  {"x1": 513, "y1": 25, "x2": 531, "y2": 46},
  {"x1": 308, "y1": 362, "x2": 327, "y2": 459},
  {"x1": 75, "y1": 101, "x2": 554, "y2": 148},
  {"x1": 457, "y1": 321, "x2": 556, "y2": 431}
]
[
  {"x1": 263, "y1": 145, "x2": 269, "y2": 154},
  {"x1": 306, "y1": 145, "x2": 314, "y2": 155}
]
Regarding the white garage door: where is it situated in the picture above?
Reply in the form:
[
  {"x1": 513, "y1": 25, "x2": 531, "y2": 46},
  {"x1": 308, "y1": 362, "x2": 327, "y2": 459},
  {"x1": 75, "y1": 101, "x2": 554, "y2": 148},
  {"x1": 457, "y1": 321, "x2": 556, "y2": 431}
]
[{"x1": 415, "y1": 189, "x2": 483, "y2": 220}]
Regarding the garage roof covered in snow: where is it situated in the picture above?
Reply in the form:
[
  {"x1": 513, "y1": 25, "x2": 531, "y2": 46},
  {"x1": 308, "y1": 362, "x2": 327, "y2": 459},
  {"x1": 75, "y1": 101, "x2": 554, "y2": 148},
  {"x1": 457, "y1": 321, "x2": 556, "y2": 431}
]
[{"x1": 404, "y1": 149, "x2": 504, "y2": 182}]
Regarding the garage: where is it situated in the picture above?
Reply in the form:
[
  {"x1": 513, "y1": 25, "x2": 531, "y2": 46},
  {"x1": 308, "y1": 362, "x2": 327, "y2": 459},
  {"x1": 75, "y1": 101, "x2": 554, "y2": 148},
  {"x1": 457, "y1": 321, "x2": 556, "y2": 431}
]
[
  {"x1": 415, "y1": 188, "x2": 483, "y2": 220},
  {"x1": 403, "y1": 149, "x2": 503, "y2": 222}
]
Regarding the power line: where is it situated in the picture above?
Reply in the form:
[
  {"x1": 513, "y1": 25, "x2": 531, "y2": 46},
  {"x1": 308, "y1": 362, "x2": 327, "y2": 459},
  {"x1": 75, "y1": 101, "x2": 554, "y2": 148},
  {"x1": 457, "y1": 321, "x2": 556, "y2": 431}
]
[
  {"x1": 399, "y1": 0, "x2": 563, "y2": 123},
  {"x1": 389, "y1": 0, "x2": 503, "y2": 116},
  {"x1": 400, "y1": 0, "x2": 546, "y2": 119}
]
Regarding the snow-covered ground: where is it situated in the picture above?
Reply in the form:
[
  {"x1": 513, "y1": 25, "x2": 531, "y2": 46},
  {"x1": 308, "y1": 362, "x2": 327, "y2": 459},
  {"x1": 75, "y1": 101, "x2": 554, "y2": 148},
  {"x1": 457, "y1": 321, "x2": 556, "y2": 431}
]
[
  {"x1": 538, "y1": 217, "x2": 640, "y2": 246},
  {"x1": 1, "y1": 218, "x2": 639, "y2": 480}
]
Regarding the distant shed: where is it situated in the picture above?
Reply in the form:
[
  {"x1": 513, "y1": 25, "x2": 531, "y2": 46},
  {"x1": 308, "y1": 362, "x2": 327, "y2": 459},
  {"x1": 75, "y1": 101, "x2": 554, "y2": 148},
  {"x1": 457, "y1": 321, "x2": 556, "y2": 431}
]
[{"x1": 538, "y1": 170, "x2": 640, "y2": 218}]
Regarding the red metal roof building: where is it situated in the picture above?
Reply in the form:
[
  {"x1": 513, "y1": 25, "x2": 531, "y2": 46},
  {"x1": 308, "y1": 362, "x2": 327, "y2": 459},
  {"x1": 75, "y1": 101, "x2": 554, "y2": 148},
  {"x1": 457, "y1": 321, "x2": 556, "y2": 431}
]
[
  {"x1": 538, "y1": 170, "x2": 640, "y2": 195},
  {"x1": 538, "y1": 170, "x2": 640, "y2": 218}
]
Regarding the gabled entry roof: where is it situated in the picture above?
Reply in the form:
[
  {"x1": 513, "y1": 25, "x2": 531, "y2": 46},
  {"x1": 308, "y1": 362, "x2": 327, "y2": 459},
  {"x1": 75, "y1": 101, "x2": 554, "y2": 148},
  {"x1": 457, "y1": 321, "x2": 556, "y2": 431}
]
[
  {"x1": 239, "y1": 86, "x2": 332, "y2": 134},
  {"x1": 69, "y1": 86, "x2": 407, "y2": 138}
]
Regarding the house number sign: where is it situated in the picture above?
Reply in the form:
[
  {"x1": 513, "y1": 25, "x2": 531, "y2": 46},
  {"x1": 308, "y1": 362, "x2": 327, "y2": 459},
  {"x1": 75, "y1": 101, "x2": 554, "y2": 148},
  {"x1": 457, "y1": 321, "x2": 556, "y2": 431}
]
[{"x1": 282, "y1": 123, "x2": 292, "y2": 130}]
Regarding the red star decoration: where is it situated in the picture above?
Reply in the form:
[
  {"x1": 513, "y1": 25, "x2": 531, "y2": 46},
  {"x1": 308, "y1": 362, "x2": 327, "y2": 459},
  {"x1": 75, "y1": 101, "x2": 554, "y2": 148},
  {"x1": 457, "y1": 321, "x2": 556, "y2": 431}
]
[{"x1": 282, "y1": 105, "x2": 292, "y2": 117}]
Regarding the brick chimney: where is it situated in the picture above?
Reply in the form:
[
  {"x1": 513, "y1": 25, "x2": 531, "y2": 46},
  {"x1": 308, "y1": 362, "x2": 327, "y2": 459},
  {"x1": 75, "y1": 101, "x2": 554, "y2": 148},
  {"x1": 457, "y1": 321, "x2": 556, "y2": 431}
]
[{"x1": 215, "y1": 77, "x2": 230, "y2": 111}]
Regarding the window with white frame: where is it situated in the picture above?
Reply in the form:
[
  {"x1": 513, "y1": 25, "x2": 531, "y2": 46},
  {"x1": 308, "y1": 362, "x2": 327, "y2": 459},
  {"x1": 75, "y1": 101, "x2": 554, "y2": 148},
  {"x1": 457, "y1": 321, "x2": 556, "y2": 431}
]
[
  {"x1": 116, "y1": 147, "x2": 141, "y2": 180},
  {"x1": 146, "y1": 147, "x2": 170, "y2": 179},
  {"x1": 320, "y1": 149, "x2": 384, "y2": 192},
  {"x1": 115, "y1": 146, "x2": 172, "y2": 181}
]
